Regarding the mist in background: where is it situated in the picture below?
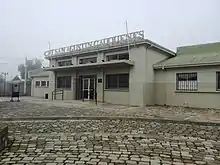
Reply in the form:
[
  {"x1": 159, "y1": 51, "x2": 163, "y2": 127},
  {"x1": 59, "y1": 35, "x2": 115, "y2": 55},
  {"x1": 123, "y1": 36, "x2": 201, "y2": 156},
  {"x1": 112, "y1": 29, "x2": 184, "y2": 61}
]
[{"x1": 0, "y1": 0, "x2": 219, "y2": 79}]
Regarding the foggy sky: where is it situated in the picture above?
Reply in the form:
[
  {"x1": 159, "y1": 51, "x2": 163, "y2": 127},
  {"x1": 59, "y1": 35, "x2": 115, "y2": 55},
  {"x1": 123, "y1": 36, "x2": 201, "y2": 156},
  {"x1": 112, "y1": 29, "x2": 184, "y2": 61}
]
[{"x1": 0, "y1": 0, "x2": 219, "y2": 79}]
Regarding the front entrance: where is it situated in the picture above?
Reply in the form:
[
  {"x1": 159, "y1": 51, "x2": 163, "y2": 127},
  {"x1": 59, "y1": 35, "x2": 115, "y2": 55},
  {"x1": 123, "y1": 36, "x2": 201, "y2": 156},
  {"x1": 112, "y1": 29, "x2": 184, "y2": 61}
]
[{"x1": 82, "y1": 77, "x2": 95, "y2": 100}]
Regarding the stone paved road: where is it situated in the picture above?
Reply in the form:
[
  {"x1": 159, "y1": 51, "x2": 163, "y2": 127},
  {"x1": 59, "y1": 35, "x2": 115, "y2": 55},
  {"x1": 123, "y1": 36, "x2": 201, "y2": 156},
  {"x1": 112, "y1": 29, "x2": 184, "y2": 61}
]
[
  {"x1": 1, "y1": 120, "x2": 220, "y2": 164},
  {"x1": 1, "y1": 97, "x2": 220, "y2": 123}
]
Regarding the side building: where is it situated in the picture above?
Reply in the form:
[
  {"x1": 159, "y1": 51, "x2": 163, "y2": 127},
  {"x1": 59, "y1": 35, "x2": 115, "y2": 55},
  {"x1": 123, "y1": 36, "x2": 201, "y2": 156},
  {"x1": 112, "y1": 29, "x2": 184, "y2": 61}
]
[
  {"x1": 29, "y1": 68, "x2": 50, "y2": 98},
  {"x1": 154, "y1": 42, "x2": 220, "y2": 109},
  {"x1": 44, "y1": 31, "x2": 175, "y2": 107}
]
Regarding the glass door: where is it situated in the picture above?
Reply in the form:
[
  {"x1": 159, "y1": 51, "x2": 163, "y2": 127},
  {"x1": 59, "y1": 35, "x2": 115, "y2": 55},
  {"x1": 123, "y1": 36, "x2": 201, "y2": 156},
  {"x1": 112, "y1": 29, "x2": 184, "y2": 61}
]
[
  {"x1": 82, "y1": 78, "x2": 95, "y2": 100},
  {"x1": 83, "y1": 78, "x2": 89, "y2": 100}
]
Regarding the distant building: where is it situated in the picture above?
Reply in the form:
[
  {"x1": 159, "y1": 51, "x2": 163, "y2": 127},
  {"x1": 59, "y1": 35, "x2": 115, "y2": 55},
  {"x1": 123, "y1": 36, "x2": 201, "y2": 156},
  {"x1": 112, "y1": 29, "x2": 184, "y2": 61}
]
[
  {"x1": 8, "y1": 76, "x2": 31, "y2": 96},
  {"x1": 31, "y1": 30, "x2": 220, "y2": 109},
  {"x1": 29, "y1": 68, "x2": 50, "y2": 98}
]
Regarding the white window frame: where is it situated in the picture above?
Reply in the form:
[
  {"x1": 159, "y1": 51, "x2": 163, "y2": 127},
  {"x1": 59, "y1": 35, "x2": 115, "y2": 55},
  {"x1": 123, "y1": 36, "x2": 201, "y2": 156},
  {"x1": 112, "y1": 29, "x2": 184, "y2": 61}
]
[
  {"x1": 176, "y1": 72, "x2": 198, "y2": 91},
  {"x1": 35, "y1": 81, "x2": 40, "y2": 87},
  {"x1": 41, "y1": 81, "x2": 47, "y2": 87}
]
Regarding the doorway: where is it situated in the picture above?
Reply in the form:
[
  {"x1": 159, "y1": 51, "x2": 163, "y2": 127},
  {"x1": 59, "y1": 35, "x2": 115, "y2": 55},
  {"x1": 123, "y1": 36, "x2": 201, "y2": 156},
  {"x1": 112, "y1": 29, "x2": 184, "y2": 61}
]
[{"x1": 82, "y1": 77, "x2": 95, "y2": 100}]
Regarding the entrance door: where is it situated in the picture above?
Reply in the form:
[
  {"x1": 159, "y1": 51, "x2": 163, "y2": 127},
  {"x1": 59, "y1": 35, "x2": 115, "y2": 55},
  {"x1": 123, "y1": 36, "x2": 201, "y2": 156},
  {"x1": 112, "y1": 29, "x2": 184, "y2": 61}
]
[{"x1": 82, "y1": 78, "x2": 95, "y2": 100}]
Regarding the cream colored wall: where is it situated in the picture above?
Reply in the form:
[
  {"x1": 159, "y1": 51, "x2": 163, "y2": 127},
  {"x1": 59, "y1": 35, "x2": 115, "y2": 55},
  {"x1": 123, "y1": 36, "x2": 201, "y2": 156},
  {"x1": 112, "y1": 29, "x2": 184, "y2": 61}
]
[
  {"x1": 155, "y1": 66, "x2": 220, "y2": 109},
  {"x1": 31, "y1": 77, "x2": 49, "y2": 98},
  {"x1": 129, "y1": 46, "x2": 147, "y2": 107},
  {"x1": 47, "y1": 45, "x2": 171, "y2": 106},
  {"x1": 104, "y1": 91, "x2": 129, "y2": 105},
  {"x1": 146, "y1": 48, "x2": 170, "y2": 105}
]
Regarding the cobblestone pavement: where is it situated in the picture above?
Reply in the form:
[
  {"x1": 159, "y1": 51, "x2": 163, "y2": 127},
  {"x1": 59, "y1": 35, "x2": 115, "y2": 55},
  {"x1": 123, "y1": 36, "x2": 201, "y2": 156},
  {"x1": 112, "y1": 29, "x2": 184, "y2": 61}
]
[
  {"x1": 1, "y1": 97, "x2": 220, "y2": 123},
  {"x1": 0, "y1": 120, "x2": 220, "y2": 164}
]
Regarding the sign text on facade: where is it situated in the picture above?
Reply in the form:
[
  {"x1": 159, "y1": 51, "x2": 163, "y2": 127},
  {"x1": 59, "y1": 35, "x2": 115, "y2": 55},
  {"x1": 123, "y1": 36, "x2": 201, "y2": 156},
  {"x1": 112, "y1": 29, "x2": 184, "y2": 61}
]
[{"x1": 44, "y1": 30, "x2": 144, "y2": 56}]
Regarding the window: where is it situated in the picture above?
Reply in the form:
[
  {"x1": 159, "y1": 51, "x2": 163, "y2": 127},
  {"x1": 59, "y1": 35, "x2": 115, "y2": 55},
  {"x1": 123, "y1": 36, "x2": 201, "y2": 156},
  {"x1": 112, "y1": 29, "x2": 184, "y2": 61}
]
[
  {"x1": 79, "y1": 57, "x2": 97, "y2": 64},
  {"x1": 35, "y1": 81, "x2": 40, "y2": 87},
  {"x1": 47, "y1": 81, "x2": 49, "y2": 87},
  {"x1": 41, "y1": 81, "x2": 47, "y2": 87},
  {"x1": 58, "y1": 60, "x2": 72, "y2": 66},
  {"x1": 106, "y1": 53, "x2": 129, "y2": 61},
  {"x1": 216, "y1": 72, "x2": 220, "y2": 90},
  {"x1": 176, "y1": 73, "x2": 198, "y2": 91},
  {"x1": 57, "y1": 76, "x2": 71, "y2": 89},
  {"x1": 106, "y1": 74, "x2": 129, "y2": 89}
]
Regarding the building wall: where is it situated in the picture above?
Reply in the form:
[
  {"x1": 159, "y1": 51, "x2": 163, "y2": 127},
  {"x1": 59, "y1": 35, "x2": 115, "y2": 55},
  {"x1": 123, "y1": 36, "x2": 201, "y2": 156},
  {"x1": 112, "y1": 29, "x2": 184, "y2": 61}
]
[
  {"x1": 31, "y1": 77, "x2": 49, "y2": 98},
  {"x1": 128, "y1": 46, "x2": 147, "y2": 107},
  {"x1": 155, "y1": 66, "x2": 220, "y2": 109},
  {"x1": 103, "y1": 67, "x2": 130, "y2": 105},
  {"x1": 145, "y1": 48, "x2": 170, "y2": 105},
  {"x1": 56, "y1": 71, "x2": 76, "y2": 100},
  {"x1": 47, "y1": 45, "x2": 172, "y2": 106}
]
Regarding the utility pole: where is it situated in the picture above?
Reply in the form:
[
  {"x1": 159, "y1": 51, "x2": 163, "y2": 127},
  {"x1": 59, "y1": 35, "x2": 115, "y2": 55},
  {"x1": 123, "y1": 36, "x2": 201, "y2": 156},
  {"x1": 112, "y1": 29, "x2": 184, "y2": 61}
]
[
  {"x1": 24, "y1": 57, "x2": 27, "y2": 95},
  {"x1": 1, "y1": 72, "x2": 8, "y2": 96}
]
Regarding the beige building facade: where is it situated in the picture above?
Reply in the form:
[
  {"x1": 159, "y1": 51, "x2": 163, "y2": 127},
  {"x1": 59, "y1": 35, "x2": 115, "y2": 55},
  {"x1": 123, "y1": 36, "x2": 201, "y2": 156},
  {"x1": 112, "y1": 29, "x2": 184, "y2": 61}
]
[
  {"x1": 32, "y1": 31, "x2": 220, "y2": 109},
  {"x1": 43, "y1": 31, "x2": 174, "y2": 107}
]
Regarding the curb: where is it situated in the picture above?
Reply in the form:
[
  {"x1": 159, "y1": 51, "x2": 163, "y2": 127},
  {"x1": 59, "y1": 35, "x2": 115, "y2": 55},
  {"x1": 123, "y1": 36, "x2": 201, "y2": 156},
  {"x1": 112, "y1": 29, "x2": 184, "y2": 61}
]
[{"x1": 1, "y1": 116, "x2": 220, "y2": 126}]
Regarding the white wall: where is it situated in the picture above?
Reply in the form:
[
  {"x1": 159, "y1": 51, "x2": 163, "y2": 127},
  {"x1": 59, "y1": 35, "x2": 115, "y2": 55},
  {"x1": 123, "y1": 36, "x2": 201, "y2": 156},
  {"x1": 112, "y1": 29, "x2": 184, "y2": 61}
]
[
  {"x1": 155, "y1": 66, "x2": 220, "y2": 109},
  {"x1": 31, "y1": 77, "x2": 49, "y2": 98}
]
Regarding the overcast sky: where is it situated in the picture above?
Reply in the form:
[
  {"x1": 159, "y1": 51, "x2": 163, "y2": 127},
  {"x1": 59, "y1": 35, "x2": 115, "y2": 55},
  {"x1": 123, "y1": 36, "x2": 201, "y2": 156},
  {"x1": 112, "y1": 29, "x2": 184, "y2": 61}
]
[{"x1": 0, "y1": 0, "x2": 219, "y2": 79}]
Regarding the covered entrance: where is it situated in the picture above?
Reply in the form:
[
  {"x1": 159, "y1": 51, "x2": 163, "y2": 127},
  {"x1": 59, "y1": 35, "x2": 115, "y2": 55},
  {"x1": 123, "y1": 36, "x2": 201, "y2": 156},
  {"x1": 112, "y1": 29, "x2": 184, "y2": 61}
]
[{"x1": 75, "y1": 75, "x2": 97, "y2": 101}]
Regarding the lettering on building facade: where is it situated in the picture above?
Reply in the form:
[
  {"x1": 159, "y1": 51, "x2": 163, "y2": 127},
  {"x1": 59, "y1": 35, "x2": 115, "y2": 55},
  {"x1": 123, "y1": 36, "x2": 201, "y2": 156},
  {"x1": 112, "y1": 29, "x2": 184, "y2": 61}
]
[{"x1": 44, "y1": 31, "x2": 144, "y2": 57}]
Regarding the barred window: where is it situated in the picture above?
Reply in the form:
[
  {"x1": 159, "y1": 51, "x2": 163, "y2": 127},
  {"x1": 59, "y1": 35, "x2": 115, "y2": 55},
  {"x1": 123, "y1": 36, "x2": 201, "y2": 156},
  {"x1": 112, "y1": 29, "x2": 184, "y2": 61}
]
[
  {"x1": 216, "y1": 72, "x2": 220, "y2": 90},
  {"x1": 106, "y1": 74, "x2": 129, "y2": 89},
  {"x1": 176, "y1": 73, "x2": 198, "y2": 91},
  {"x1": 57, "y1": 76, "x2": 71, "y2": 89}
]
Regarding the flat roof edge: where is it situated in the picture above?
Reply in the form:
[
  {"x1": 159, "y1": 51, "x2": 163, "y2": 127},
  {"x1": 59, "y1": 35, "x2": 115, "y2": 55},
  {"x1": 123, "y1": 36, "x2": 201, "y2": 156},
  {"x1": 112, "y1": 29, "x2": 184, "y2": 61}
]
[{"x1": 45, "y1": 41, "x2": 175, "y2": 60}]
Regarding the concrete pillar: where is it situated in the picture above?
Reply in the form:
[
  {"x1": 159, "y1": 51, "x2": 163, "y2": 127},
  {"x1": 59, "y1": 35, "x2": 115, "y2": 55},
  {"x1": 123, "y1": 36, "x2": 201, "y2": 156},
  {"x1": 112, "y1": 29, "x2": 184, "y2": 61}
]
[
  {"x1": 96, "y1": 68, "x2": 104, "y2": 102},
  {"x1": 128, "y1": 46, "x2": 147, "y2": 107},
  {"x1": 72, "y1": 56, "x2": 77, "y2": 65},
  {"x1": 96, "y1": 52, "x2": 105, "y2": 102},
  {"x1": 48, "y1": 71, "x2": 56, "y2": 100},
  {"x1": 50, "y1": 59, "x2": 56, "y2": 67},
  {"x1": 97, "y1": 52, "x2": 104, "y2": 62},
  {"x1": 72, "y1": 71, "x2": 77, "y2": 99}
]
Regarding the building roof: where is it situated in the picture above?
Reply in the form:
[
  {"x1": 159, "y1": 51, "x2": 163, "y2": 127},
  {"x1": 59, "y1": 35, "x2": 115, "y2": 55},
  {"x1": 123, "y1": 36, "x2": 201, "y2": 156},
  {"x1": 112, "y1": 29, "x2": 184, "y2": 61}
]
[
  {"x1": 29, "y1": 68, "x2": 50, "y2": 77},
  {"x1": 154, "y1": 42, "x2": 220, "y2": 69}
]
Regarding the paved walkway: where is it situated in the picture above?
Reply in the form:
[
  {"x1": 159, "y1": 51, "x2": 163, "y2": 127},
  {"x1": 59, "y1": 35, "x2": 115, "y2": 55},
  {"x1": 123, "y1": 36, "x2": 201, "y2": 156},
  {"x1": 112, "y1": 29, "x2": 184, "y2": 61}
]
[
  {"x1": 0, "y1": 97, "x2": 220, "y2": 123},
  {"x1": 1, "y1": 97, "x2": 220, "y2": 164},
  {"x1": 0, "y1": 120, "x2": 220, "y2": 165}
]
